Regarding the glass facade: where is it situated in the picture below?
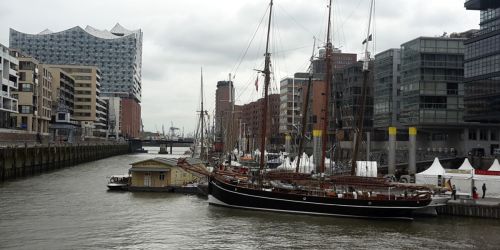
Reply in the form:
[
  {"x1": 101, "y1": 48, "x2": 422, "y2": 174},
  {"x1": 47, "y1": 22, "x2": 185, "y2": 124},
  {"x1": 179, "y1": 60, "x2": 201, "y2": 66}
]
[
  {"x1": 373, "y1": 49, "x2": 400, "y2": 128},
  {"x1": 464, "y1": 5, "x2": 500, "y2": 122},
  {"x1": 335, "y1": 61, "x2": 374, "y2": 131},
  {"x1": 9, "y1": 25, "x2": 142, "y2": 101},
  {"x1": 400, "y1": 37, "x2": 465, "y2": 125}
]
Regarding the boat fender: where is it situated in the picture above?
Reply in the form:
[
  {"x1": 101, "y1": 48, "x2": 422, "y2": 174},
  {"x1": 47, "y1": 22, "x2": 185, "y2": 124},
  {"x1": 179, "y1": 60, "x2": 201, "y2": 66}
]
[
  {"x1": 353, "y1": 192, "x2": 358, "y2": 199},
  {"x1": 303, "y1": 197, "x2": 306, "y2": 201}
]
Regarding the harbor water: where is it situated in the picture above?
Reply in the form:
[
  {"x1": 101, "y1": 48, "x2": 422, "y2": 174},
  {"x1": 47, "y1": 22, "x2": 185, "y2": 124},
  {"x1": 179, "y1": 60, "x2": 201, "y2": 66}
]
[{"x1": 1, "y1": 147, "x2": 500, "y2": 249}]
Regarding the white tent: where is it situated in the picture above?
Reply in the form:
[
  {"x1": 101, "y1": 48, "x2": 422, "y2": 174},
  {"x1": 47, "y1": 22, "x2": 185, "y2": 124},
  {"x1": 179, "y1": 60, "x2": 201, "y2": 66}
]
[
  {"x1": 415, "y1": 157, "x2": 445, "y2": 185},
  {"x1": 445, "y1": 171, "x2": 473, "y2": 195},
  {"x1": 458, "y1": 158, "x2": 474, "y2": 171},
  {"x1": 356, "y1": 161, "x2": 377, "y2": 177},
  {"x1": 489, "y1": 159, "x2": 500, "y2": 171},
  {"x1": 290, "y1": 153, "x2": 311, "y2": 174},
  {"x1": 277, "y1": 157, "x2": 293, "y2": 171},
  {"x1": 473, "y1": 175, "x2": 500, "y2": 198},
  {"x1": 471, "y1": 159, "x2": 500, "y2": 198},
  {"x1": 419, "y1": 157, "x2": 445, "y2": 175},
  {"x1": 416, "y1": 158, "x2": 474, "y2": 194}
]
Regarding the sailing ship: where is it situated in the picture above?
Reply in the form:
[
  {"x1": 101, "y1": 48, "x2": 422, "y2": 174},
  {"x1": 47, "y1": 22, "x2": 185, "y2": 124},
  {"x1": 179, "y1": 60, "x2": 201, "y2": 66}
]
[
  {"x1": 191, "y1": 68, "x2": 209, "y2": 161},
  {"x1": 206, "y1": 0, "x2": 432, "y2": 220}
]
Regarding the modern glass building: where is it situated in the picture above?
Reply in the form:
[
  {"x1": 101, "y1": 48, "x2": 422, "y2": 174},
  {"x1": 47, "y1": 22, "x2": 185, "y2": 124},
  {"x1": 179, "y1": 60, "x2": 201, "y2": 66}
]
[
  {"x1": 464, "y1": 1, "x2": 500, "y2": 123},
  {"x1": 9, "y1": 24, "x2": 142, "y2": 101},
  {"x1": 336, "y1": 61, "x2": 374, "y2": 132},
  {"x1": 400, "y1": 37, "x2": 466, "y2": 126},
  {"x1": 373, "y1": 49, "x2": 401, "y2": 129}
]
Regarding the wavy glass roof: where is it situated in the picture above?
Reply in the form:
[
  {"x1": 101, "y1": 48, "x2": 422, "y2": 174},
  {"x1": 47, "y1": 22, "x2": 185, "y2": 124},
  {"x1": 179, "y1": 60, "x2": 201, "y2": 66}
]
[{"x1": 17, "y1": 23, "x2": 141, "y2": 40}]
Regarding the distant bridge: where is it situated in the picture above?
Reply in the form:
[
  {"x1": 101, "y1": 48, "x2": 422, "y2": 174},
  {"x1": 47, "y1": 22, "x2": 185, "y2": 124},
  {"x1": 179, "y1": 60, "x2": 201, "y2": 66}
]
[{"x1": 140, "y1": 139, "x2": 194, "y2": 147}]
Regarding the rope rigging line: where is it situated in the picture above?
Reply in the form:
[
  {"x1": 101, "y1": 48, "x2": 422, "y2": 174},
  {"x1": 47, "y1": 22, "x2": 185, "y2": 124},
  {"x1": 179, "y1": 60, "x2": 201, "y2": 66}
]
[
  {"x1": 339, "y1": 0, "x2": 364, "y2": 42},
  {"x1": 230, "y1": 5, "x2": 270, "y2": 78}
]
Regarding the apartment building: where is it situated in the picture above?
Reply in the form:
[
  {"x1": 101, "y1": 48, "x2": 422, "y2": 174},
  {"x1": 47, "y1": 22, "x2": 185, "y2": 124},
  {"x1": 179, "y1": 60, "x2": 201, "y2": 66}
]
[
  {"x1": 48, "y1": 65, "x2": 107, "y2": 137},
  {"x1": 0, "y1": 44, "x2": 18, "y2": 129},
  {"x1": 11, "y1": 50, "x2": 52, "y2": 133}
]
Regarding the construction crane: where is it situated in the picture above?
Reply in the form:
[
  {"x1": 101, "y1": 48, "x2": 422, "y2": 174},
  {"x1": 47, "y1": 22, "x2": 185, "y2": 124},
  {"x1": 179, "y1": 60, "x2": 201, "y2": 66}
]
[{"x1": 169, "y1": 122, "x2": 180, "y2": 140}]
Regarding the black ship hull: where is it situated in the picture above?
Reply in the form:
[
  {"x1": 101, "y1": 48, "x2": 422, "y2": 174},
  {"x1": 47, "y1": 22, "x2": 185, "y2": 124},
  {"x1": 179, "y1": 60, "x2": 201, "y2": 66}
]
[{"x1": 208, "y1": 177, "x2": 431, "y2": 220}]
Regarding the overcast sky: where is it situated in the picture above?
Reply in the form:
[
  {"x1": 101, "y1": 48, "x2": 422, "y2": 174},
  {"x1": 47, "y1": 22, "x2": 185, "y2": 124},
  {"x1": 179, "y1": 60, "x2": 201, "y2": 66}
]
[{"x1": 0, "y1": 0, "x2": 479, "y2": 135}]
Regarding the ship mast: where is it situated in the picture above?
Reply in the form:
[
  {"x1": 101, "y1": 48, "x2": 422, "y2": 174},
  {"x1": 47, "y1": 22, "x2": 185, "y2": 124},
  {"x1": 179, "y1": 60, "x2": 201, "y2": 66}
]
[
  {"x1": 259, "y1": 0, "x2": 273, "y2": 172},
  {"x1": 296, "y1": 38, "x2": 316, "y2": 173},
  {"x1": 200, "y1": 67, "x2": 205, "y2": 160},
  {"x1": 320, "y1": 0, "x2": 333, "y2": 175},
  {"x1": 351, "y1": 0, "x2": 375, "y2": 175},
  {"x1": 193, "y1": 68, "x2": 206, "y2": 160}
]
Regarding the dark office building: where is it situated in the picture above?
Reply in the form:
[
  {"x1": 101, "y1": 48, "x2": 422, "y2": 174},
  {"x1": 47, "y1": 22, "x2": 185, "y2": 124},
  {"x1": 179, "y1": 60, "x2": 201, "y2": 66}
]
[
  {"x1": 464, "y1": 1, "x2": 500, "y2": 123},
  {"x1": 335, "y1": 61, "x2": 374, "y2": 134},
  {"x1": 373, "y1": 49, "x2": 401, "y2": 129},
  {"x1": 400, "y1": 37, "x2": 466, "y2": 126}
]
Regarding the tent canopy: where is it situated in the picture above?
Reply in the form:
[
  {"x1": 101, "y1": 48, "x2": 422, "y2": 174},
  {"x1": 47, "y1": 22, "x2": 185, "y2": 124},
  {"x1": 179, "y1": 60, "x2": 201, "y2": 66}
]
[
  {"x1": 418, "y1": 157, "x2": 445, "y2": 176},
  {"x1": 489, "y1": 159, "x2": 500, "y2": 171},
  {"x1": 458, "y1": 158, "x2": 474, "y2": 170}
]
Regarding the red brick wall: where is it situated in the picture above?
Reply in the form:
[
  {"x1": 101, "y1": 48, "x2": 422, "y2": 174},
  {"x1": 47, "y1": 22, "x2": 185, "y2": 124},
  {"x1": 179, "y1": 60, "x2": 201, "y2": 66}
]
[
  {"x1": 120, "y1": 98, "x2": 141, "y2": 139},
  {"x1": 240, "y1": 94, "x2": 280, "y2": 146}
]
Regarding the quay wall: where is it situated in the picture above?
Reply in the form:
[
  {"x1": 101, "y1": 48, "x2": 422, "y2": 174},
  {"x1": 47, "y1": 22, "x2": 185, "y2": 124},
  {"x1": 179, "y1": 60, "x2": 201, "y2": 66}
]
[
  {"x1": 437, "y1": 202, "x2": 500, "y2": 219},
  {"x1": 0, "y1": 142, "x2": 130, "y2": 182}
]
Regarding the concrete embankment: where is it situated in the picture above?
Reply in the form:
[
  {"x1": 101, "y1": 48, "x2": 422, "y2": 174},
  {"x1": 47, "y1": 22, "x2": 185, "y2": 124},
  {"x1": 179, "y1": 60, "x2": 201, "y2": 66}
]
[
  {"x1": 437, "y1": 199, "x2": 500, "y2": 219},
  {"x1": 0, "y1": 142, "x2": 130, "y2": 182}
]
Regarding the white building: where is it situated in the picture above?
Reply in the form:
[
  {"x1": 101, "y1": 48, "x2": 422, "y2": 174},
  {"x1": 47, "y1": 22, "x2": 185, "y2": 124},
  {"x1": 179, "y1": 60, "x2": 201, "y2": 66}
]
[{"x1": 0, "y1": 43, "x2": 19, "y2": 129}]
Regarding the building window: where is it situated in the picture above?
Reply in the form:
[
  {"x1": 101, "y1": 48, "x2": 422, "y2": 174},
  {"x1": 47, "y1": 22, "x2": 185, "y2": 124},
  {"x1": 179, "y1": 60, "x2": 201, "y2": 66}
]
[
  {"x1": 469, "y1": 129, "x2": 477, "y2": 140},
  {"x1": 159, "y1": 172, "x2": 165, "y2": 180},
  {"x1": 21, "y1": 83, "x2": 32, "y2": 92},
  {"x1": 492, "y1": 131, "x2": 499, "y2": 141},
  {"x1": 480, "y1": 130, "x2": 488, "y2": 141},
  {"x1": 19, "y1": 72, "x2": 26, "y2": 81},
  {"x1": 20, "y1": 106, "x2": 31, "y2": 114}
]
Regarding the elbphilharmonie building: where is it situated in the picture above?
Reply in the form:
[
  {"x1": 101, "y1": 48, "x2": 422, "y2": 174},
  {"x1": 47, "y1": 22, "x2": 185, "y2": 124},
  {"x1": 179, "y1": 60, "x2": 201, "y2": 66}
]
[
  {"x1": 9, "y1": 24, "x2": 143, "y2": 138},
  {"x1": 9, "y1": 24, "x2": 143, "y2": 101}
]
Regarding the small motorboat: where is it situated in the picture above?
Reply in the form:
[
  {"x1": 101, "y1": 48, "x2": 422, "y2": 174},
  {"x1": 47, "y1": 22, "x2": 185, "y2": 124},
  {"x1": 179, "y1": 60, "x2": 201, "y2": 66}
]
[{"x1": 107, "y1": 175, "x2": 130, "y2": 191}]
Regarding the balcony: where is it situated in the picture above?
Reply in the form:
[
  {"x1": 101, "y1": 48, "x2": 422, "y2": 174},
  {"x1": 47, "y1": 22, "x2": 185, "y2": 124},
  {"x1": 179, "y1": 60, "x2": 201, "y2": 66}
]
[
  {"x1": 465, "y1": 0, "x2": 500, "y2": 10},
  {"x1": 9, "y1": 68, "x2": 17, "y2": 76}
]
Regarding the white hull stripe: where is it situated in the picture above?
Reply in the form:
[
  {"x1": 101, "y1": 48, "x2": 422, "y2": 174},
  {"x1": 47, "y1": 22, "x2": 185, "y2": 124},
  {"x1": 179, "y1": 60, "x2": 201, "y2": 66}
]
[
  {"x1": 211, "y1": 181, "x2": 423, "y2": 210},
  {"x1": 208, "y1": 195, "x2": 414, "y2": 221}
]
